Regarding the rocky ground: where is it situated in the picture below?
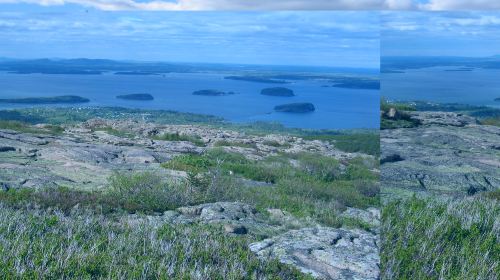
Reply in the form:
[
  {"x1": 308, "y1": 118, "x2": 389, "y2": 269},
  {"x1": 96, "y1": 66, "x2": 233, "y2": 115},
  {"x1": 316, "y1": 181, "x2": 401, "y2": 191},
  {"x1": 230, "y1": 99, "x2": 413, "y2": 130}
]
[
  {"x1": 0, "y1": 118, "x2": 361, "y2": 191},
  {"x1": 0, "y1": 117, "x2": 379, "y2": 279},
  {"x1": 381, "y1": 111, "x2": 500, "y2": 199}
]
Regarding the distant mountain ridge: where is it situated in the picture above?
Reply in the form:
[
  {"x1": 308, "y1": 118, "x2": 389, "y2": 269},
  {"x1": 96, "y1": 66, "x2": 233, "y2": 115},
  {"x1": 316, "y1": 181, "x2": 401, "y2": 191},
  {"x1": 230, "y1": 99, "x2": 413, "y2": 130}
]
[{"x1": 381, "y1": 55, "x2": 500, "y2": 72}]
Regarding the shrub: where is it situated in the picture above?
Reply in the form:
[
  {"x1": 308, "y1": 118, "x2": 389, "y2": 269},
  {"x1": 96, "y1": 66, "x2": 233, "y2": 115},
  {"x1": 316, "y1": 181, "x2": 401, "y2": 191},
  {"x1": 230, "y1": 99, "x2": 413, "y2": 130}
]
[
  {"x1": 108, "y1": 172, "x2": 193, "y2": 213},
  {"x1": 214, "y1": 140, "x2": 257, "y2": 149},
  {"x1": 153, "y1": 132, "x2": 205, "y2": 146}
]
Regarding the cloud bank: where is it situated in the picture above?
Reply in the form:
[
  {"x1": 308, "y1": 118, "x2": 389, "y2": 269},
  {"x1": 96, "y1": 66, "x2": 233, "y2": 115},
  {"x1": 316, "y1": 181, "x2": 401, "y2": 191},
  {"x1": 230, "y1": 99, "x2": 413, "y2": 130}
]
[{"x1": 0, "y1": 0, "x2": 499, "y2": 11}]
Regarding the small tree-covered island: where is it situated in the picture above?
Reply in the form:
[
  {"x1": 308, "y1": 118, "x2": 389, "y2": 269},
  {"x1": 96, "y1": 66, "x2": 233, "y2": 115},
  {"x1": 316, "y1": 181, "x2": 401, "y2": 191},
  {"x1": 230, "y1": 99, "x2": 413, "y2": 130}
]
[
  {"x1": 116, "y1": 94, "x2": 154, "y2": 100},
  {"x1": 0, "y1": 95, "x2": 90, "y2": 104},
  {"x1": 274, "y1": 102, "x2": 316, "y2": 113},
  {"x1": 261, "y1": 87, "x2": 295, "y2": 97},
  {"x1": 192, "y1": 90, "x2": 236, "y2": 96}
]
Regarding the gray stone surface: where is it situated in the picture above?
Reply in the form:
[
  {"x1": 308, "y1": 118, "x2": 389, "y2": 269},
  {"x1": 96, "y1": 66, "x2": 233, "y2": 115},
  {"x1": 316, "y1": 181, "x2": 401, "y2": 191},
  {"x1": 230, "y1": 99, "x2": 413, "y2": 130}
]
[
  {"x1": 250, "y1": 227, "x2": 379, "y2": 280},
  {"x1": 382, "y1": 111, "x2": 500, "y2": 199}
]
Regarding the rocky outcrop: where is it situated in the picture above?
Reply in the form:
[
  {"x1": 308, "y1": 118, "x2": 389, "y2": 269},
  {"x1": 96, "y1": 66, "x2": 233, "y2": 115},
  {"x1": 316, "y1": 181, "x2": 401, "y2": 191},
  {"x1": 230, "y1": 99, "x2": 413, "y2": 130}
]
[
  {"x1": 408, "y1": 111, "x2": 478, "y2": 127},
  {"x1": 0, "y1": 118, "x2": 368, "y2": 191},
  {"x1": 382, "y1": 111, "x2": 500, "y2": 198},
  {"x1": 340, "y1": 207, "x2": 381, "y2": 229},
  {"x1": 250, "y1": 227, "x2": 379, "y2": 280}
]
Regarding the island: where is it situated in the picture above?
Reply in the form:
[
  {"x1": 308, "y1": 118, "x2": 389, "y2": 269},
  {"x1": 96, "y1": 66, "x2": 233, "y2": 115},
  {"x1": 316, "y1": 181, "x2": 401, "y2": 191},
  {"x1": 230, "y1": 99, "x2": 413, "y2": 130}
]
[
  {"x1": 444, "y1": 67, "x2": 474, "y2": 72},
  {"x1": 260, "y1": 87, "x2": 295, "y2": 97},
  {"x1": 274, "y1": 102, "x2": 315, "y2": 113},
  {"x1": 224, "y1": 76, "x2": 288, "y2": 84},
  {"x1": 192, "y1": 90, "x2": 236, "y2": 96},
  {"x1": 330, "y1": 80, "x2": 380, "y2": 90},
  {"x1": 0, "y1": 95, "x2": 90, "y2": 104},
  {"x1": 116, "y1": 94, "x2": 154, "y2": 100},
  {"x1": 495, "y1": 97, "x2": 500, "y2": 102},
  {"x1": 114, "y1": 71, "x2": 160, "y2": 75}
]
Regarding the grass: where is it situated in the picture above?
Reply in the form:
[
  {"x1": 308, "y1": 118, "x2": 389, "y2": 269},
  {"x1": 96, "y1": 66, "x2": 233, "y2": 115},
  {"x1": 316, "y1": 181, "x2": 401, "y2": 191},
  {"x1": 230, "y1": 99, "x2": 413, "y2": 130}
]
[
  {"x1": 480, "y1": 116, "x2": 500, "y2": 127},
  {"x1": 262, "y1": 140, "x2": 291, "y2": 148},
  {"x1": 162, "y1": 148, "x2": 379, "y2": 227},
  {"x1": 0, "y1": 204, "x2": 310, "y2": 279},
  {"x1": 0, "y1": 120, "x2": 64, "y2": 135},
  {"x1": 214, "y1": 140, "x2": 257, "y2": 149},
  {"x1": 381, "y1": 196, "x2": 500, "y2": 279},
  {"x1": 153, "y1": 132, "x2": 205, "y2": 146},
  {"x1": 302, "y1": 133, "x2": 379, "y2": 156}
]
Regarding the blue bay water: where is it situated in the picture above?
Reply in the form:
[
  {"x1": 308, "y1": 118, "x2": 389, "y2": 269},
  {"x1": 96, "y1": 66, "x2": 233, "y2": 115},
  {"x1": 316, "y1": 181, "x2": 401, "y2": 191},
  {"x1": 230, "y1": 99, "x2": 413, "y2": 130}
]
[
  {"x1": 382, "y1": 67, "x2": 500, "y2": 108},
  {"x1": 0, "y1": 72, "x2": 379, "y2": 129}
]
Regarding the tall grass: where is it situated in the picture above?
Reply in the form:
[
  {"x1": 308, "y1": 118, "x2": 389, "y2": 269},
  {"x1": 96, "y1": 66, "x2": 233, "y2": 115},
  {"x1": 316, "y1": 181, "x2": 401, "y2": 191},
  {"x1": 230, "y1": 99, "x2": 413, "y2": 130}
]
[
  {"x1": 0, "y1": 205, "x2": 308, "y2": 279},
  {"x1": 381, "y1": 196, "x2": 500, "y2": 279}
]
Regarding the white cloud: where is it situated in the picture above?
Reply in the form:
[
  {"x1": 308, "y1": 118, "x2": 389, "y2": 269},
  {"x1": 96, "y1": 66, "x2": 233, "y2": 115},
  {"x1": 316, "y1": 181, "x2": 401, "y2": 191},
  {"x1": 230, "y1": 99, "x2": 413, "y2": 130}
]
[
  {"x1": 420, "y1": 0, "x2": 500, "y2": 10},
  {"x1": 0, "y1": 0, "x2": 399, "y2": 10},
  {"x1": 0, "y1": 0, "x2": 500, "y2": 10}
]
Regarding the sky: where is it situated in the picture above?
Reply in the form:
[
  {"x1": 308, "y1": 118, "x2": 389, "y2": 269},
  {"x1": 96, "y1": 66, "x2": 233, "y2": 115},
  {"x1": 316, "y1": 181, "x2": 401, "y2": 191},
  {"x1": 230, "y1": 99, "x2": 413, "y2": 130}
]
[
  {"x1": 382, "y1": 11, "x2": 500, "y2": 57},
  {"x1": 0, "y1": 0, "x2": 500, "y2": 10},
  {"x1": 0, "y1": 7, "x2": 380, "y2": 68}
]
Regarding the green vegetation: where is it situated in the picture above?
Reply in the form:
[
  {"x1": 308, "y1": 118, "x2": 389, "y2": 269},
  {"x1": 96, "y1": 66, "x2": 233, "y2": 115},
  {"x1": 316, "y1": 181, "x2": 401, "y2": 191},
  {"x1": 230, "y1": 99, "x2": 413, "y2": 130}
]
[
  {"x1": 381, "y1": 196, "x2": 499, "y2": 279},
  {"x1": 152, "y1": 132, "x2": 205, "y2": 146},
  {"x1": 480, "y1": 116, "x2": 500, "y2": 127},
  {"x1": 303, "y1": 133, "x2": 379, "y2": 156},
  {"x1": 274, "y1": 103, "x2": 315, "y2": 113},
  {"x1": 381, "y1": 98, "x2": 420, "y2": 129},
  {"x1": 260, "y1": 87, "x2": 295, "y2": 97},
  {"x1": 0, "y1": 107, "x2": 225, "y2": 126},
  {"x1": 262, "y1": 140, "x2": 292, "y2": 148},
  {"x1": 0, "y1": 95, "x2": 89, "y2": 104},
  {"x1": 214, "y1": 140, "x2": 257, "y2": 149},
  {"x1": 116, "y1": 93, "x2": 154, "y2": 100},
  {"x1": 192, "y1": 90, "x2": 236, "y2": 96},
  {"x1": 162, "y1": 149, "x2": 379, "y2": 226},
  {"x1": 0, "y1": 204, "x2": 308, "y2": 279},
  {"x1": 0, "y1": 120, "x2": 64, "y2": 135}
]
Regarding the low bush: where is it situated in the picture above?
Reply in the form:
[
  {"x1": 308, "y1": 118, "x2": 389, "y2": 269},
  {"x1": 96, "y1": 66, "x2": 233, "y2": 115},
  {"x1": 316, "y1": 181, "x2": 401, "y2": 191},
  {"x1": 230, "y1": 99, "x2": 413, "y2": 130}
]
[
  {"x1": 214, "y1": 140, "x2": 257, "y2": 149},
  {"x1": 0, "y1": 120, "x2": 64, "y2": 135},
  {"x1": 153, "y1": 132, "x2": 205, "y2": 146}
]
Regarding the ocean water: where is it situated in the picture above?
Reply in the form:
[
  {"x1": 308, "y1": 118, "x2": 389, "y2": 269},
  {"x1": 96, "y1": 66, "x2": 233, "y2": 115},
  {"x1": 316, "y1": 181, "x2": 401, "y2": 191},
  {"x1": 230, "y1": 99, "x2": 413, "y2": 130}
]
[
  {"x1": 382, "y1": 67, "x2": 500, "y2": 108},
  {"x1": 0, "y1": 72, "x2": 379, "y2": 129}
]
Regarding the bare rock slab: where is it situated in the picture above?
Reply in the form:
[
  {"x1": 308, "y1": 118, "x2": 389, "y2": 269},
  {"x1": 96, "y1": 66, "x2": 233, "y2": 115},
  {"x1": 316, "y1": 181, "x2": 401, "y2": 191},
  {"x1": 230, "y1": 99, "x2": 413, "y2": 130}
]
[{"x1": 250, "y1": 227, "x2": 379, "y2": 280}]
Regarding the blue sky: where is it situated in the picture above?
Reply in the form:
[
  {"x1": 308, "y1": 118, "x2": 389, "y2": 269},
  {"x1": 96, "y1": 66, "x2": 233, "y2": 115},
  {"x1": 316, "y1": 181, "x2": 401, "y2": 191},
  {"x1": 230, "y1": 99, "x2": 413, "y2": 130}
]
[
  {"x1": 382, "y1": 11, "x2": 500, "y2": 57},
  {"x1": 0, "y1": 6, "x2": 380, "y2": 68}
]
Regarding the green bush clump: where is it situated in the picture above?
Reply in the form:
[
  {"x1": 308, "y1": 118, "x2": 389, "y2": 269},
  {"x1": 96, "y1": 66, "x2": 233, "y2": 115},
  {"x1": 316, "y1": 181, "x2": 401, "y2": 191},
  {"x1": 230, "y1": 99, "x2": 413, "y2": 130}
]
[
  {"x1": 303, "y1": 133, "x2": 380, "y2": 156},
  {"x1": 153, "y1": 132, "x2": 205, "y2": 146},
  {"x1": 381, "y1": 196, "x2": 500, "y2": 279},
  {"x1": 108, "y1": 172, "x2": 194, "y2": 213},
  {"x1": 93, "y1": 126, "x2": 135, "y2": 138},
  {"x1": 160, "y1": 149, "x2": 379, "y2": 227},
  {"x1": 214, "y1": 140, "x2": 257, "y2": 149},
  {"x1": 381, "y1": 98, "x2": 421, "y2": 129},
  {"x1": 0, "y1": 120, "x2": 64, "y2": 135}
]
